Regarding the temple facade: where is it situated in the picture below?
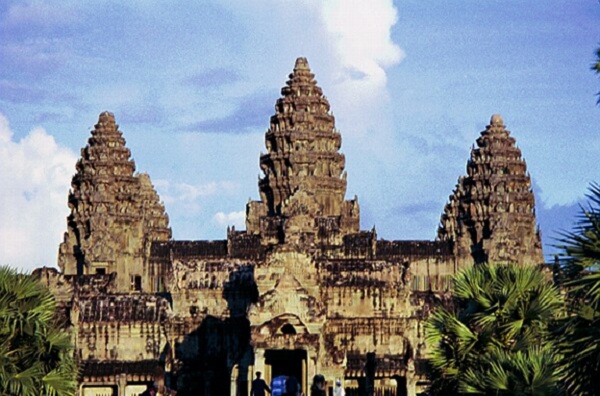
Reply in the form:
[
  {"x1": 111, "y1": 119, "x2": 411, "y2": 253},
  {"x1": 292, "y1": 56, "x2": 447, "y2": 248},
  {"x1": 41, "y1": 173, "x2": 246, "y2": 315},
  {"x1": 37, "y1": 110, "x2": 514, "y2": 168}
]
[{"x1": 36, "y1": 58, "x2": 543, "y2": 396}]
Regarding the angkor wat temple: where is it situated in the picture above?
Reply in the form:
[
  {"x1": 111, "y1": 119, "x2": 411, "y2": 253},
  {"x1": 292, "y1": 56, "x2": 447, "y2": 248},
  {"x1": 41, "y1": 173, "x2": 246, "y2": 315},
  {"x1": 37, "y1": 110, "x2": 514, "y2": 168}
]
[{"x1": 36, "y1": 58, "x2": 543, "y2": 396}]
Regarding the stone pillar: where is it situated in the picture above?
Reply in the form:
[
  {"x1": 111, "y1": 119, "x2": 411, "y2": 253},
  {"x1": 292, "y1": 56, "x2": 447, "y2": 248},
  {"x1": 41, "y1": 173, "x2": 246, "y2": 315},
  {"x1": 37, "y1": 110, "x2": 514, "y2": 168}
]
[
  {"x1": 253, "y1": 349, "x2": 266, "y2": 374},
  {"x1": 302, "y1": 355, "x2": 307, "y2": 395},
  {"x1": 231, "y1": 365, "x2": 238, "y2": 396},
  {"x1": 265, "y1": 364, "x2": 272, "y2": 387},
  {"x1": 406, "y1": 374, "x2": 417, "y2": 396},
  {"x1": 117, "y1": 374, "x2": 128, "y2": 396},
  {"x1": 406, "y1": 358, "x2": 416, "y2": 396}
]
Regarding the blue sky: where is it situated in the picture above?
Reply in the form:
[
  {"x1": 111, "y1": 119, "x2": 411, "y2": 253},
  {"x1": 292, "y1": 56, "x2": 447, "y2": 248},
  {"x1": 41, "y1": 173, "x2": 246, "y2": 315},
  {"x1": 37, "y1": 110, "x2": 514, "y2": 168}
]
[{"x1": 1, "y1": 0, "x2": 599, "y2": 271}]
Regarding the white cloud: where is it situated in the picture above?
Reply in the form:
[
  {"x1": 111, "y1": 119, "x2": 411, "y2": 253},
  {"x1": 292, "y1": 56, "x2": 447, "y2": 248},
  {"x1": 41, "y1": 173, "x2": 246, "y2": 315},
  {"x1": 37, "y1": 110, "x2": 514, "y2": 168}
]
[
  {"x1": 307, "y1": 0, "x2": 404, "y2": 152},
  {"x1": 153, "y1": 179, "x2": 239, "y2": 215},
  {"x1": 320, "y1": 0, "x2": 403, "y2": 89},
  {"x1": 213, "y1": 211, "x2": 245, "y2": 229},
  {"x1": 220, "y1": 0, "x2": 402, "y2": 106},
  {"x1": 0, "y1": 113, "x2": 77, "y2": 271}
]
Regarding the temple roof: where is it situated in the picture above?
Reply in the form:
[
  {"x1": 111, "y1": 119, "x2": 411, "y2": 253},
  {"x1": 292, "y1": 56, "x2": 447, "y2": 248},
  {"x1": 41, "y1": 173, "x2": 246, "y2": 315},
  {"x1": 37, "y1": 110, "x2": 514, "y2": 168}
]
[
  {"x1": 258, "y1": 57, "x2": 347, "y2": 217},
  {"x1": 59, "y1": 112, "x2": 171, "y2": 276},
  {"x1": 438, "y1": 114, "x2": 542, "y2": 264}
]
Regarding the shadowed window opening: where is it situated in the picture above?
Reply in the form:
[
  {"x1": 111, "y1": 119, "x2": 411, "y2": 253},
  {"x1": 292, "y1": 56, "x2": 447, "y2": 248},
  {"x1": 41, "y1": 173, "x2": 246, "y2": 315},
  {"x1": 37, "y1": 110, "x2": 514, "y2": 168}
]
[
  {"x1": 130, "y1": 275, "x2": 142, "y2": 291},
  {"x1": 280, "y1": 324, "x2": 296, "y2": 335}
]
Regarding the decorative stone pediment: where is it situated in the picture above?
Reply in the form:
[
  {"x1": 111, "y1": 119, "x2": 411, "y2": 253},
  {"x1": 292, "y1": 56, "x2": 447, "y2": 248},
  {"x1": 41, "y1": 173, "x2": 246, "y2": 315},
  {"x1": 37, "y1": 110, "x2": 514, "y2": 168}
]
[
  {"x1": 250, "y1": 267, "x2": 323, "y2": 326},
  {"x1": 255, "y1": 313, "x2": 310, "y2": 336}
]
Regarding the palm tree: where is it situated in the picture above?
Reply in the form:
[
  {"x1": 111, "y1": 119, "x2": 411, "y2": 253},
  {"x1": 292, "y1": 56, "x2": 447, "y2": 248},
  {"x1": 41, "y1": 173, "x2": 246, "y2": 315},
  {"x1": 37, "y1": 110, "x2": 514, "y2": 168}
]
[
  {"x1": 0, "y1": 266, "x2": 78, "y2": 396},
  {"x1": 555, "y1": 183, "x2": 600, "y2": 396},
  {"x1": 425, "y1": 264, "x2": 563, "y2": 396}
]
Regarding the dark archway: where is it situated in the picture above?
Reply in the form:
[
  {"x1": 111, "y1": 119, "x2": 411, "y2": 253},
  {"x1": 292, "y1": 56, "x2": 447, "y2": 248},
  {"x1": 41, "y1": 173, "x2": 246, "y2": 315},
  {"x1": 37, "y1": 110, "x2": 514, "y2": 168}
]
[{"x1": 265, "y1": 349, "x2": 307, "y2": 390}]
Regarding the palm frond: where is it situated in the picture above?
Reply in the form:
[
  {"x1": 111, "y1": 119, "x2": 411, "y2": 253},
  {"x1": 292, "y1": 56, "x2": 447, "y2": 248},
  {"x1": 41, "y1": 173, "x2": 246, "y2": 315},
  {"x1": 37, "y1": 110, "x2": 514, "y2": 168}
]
[
  {"x1": 425, "y1": 263, "x2": 563, "y2": 395},
  {"x1": 0, "y1": 265, "x2": 78, "y2": 396}
]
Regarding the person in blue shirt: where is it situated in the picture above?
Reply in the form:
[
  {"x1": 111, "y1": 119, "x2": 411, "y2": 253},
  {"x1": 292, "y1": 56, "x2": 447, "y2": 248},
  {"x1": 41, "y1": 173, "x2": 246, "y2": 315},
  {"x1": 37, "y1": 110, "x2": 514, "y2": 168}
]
[
  {"x1": 251, "y1": 372, "x2": 271, "y2": 396},
  {"x1": 271, "y1": 375, "x2": 287, "y2": 396}
]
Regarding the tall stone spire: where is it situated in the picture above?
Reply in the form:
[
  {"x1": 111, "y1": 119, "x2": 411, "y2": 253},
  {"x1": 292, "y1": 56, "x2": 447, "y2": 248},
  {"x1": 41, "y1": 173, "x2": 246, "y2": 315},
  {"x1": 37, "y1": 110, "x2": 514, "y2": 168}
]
[
  {"x1": 58, "y1": 112, "x2": 171, "y2": 290},
  {"x1": 259, "y1": 57, "x2": 346, "y2": 215},
  {"x1": 437, "y1": 114, "x2": 543, "y2": 265},
  {"x1": 245, "y1": 58, "x2": 359, "y2": 247}
]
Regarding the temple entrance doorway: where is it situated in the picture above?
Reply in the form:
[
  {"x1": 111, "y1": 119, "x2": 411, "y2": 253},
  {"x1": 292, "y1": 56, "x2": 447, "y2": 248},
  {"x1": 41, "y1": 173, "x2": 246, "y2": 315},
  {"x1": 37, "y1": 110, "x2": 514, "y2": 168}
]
[{"x1": 265, "y1": 349, "x2": 307, "y2": 394}]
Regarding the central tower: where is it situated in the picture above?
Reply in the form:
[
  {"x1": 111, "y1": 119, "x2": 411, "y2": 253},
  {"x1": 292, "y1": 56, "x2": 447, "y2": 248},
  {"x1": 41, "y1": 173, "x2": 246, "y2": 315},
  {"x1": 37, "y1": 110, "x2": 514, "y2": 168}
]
[{"x1": 246, "y1": 58, "x2": 360, "y2": 248}]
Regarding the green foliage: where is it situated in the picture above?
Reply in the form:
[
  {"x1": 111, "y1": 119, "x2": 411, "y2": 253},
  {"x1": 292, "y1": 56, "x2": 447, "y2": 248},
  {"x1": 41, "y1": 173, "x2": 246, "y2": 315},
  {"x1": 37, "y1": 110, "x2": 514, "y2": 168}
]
[
  {"x1": 0, "y1": 266, "x2": 78, "y2": 396},
  {"x1": 425, "y1": 264, "x2": 563, "y2": 395},
  {"x1": 554, "y1": 183, "x2": 600, "y2": 396}
]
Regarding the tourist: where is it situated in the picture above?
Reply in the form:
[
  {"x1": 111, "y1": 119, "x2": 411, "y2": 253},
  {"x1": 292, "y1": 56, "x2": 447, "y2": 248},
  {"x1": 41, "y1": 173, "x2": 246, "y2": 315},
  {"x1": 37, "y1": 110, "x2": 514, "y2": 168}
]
[
  {"x1": 271, "y1": 375, "x2": 287, "y2": 396},
  {"x1": 310, "y1": 374, "x2": 326, "y2": 396},
  {"x1": 285, "y1": 375, "x2": 301, "y2": 396},
  {"x1": 251, "y1": 372, "x2": 271, "y2": 396},
  {"x1": 333, "y1": 379, "x2": 345, "y2": 396}
]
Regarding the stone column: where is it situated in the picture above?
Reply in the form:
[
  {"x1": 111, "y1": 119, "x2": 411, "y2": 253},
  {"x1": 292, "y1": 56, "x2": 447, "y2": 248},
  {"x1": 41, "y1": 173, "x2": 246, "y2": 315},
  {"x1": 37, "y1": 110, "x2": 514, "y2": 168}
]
[
  {"x1": 406, "y1": 357, "x2": 417, "y2": 396},
  {"x1": 302, "y1": 356, "x2": 307, "y2": 396},
  {"x1": 265, "y1": 364, "x2": 272, "y2": 387},
  {"x1": 231, "y1": 365, "x2": 238, "y2": 396},
  {"x1": 253, "y1": 349, "x2": 267, "y2": 387},
  {"x1": 117, "y1": 374, "x2": 127, "y2": 396},
  {"x1": 406, "y1": 374, "x2": 417, "y2": 396}
]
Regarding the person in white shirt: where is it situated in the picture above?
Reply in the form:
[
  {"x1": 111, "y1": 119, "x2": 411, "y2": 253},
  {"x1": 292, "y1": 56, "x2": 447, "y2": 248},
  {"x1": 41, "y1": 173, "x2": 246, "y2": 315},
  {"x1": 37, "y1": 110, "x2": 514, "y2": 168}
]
[{"x1": 333, "y1": 379, "x2": 345, "y2": 396}]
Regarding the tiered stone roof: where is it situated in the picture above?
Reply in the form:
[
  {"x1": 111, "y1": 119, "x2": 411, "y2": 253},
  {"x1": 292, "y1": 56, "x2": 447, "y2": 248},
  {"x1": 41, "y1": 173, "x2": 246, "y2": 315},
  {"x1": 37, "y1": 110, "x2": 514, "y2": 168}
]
[
  {"x1": 139, "y1": 173, "x2": 171, "y2": 241},
  {"x1": 58, "y1": 112, "x2": 171, "y2": 277},
  {"x1": 258, "y1": 57, "x2": 347, "y2": 217},
  {"x1": 437, "y1": 114, "x2": 542, "y2": 265},
  {"x1": 246, "y1": 58, "x2": 360, "y2": 248}
]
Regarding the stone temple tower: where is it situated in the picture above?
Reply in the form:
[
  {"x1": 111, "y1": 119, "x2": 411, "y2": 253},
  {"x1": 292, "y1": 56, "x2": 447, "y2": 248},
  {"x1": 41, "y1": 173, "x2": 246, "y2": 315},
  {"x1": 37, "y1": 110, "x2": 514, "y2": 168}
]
[
  {"x1": 246, "y1": 57, "x2": 360, "y2": 249},
  {"x1": 41, "y1": 60, "x2": 547, "y2": 396},
  {"x1": 437, "y1": 114, "x2": 543, "y2": 266},
  {"x1": 58, "y1": 112, "x2": 171, "y2": 292}
]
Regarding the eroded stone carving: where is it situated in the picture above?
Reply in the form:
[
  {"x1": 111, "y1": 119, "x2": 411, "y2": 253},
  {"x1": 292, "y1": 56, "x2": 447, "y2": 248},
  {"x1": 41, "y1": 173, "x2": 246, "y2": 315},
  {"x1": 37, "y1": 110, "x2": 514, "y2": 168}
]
[
  {"x1": 247, "y1": 58, "x2": 359, "y2": 250},
  {"x1": 437, "y1": 114, "x2": 543, "y2": 266},
  {"x1": 58, "y1": 112, "x2": 171, "y2": 292}
]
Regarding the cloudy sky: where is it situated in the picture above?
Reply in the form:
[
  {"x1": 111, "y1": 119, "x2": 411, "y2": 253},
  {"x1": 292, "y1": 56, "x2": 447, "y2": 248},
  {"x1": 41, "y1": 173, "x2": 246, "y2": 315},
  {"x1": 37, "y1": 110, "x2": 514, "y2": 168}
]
[{"x1": 1, "y1": 0, "x2": 599, "y2": 271}]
